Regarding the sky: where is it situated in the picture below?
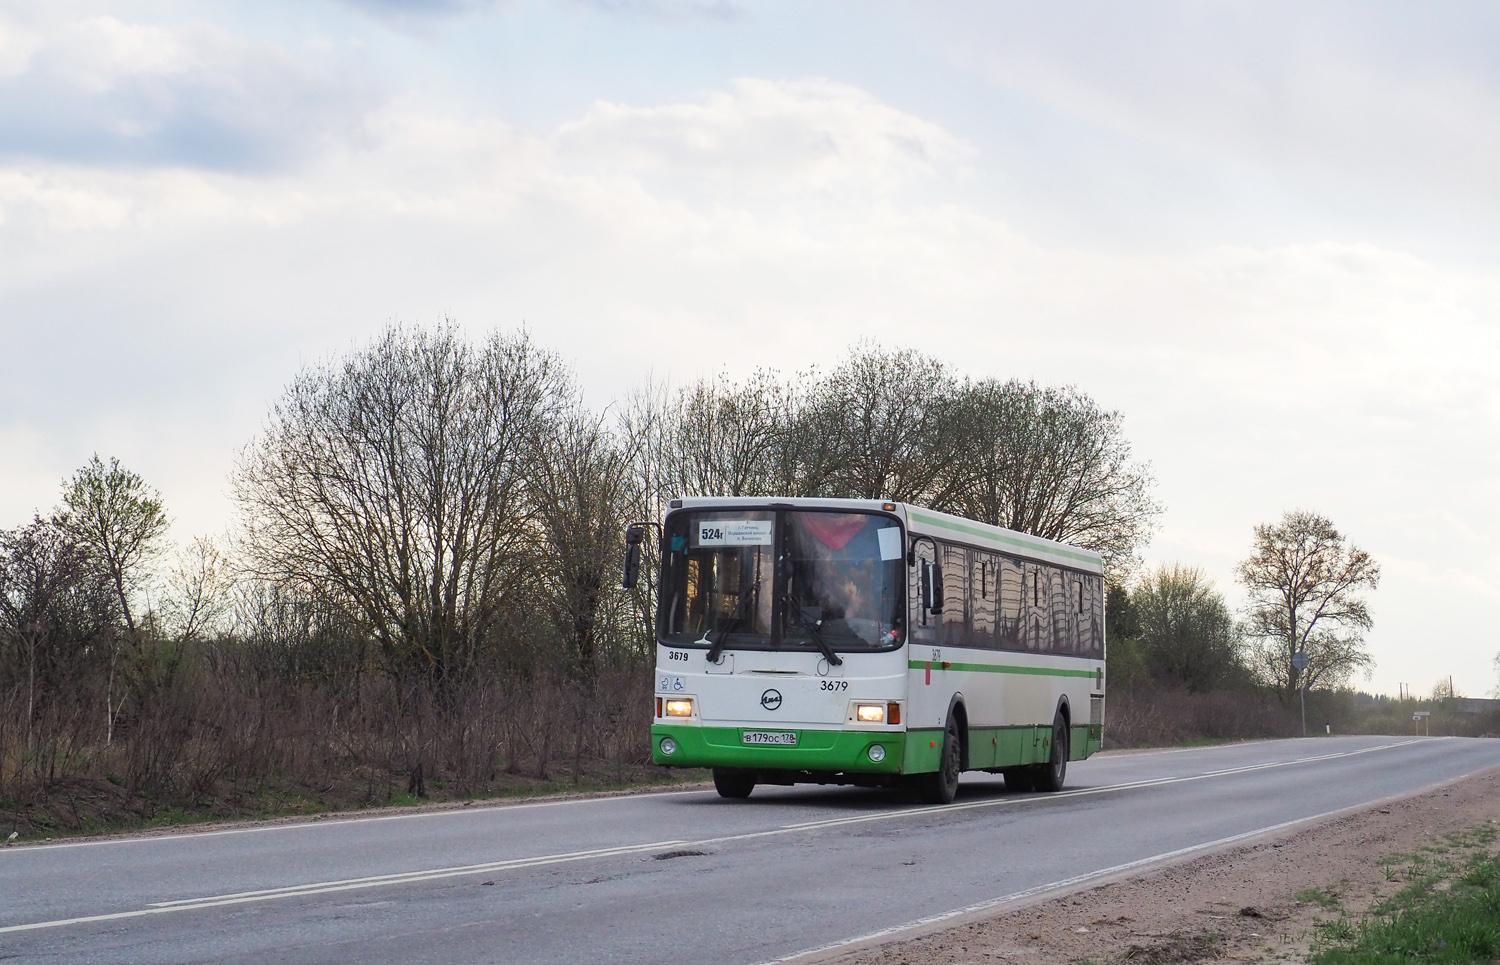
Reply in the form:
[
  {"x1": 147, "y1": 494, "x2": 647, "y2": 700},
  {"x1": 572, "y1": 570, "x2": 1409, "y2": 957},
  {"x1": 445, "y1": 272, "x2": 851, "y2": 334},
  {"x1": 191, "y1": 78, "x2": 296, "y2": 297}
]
[{"x1": 2, "y1": 0, "x2": 1497, "y2": 698}]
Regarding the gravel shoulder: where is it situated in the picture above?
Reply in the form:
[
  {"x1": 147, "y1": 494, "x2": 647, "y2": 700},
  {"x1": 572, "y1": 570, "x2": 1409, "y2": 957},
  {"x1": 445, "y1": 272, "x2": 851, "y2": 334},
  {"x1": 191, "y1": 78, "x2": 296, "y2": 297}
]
[{"x1": 824, "y1": 760, "x2": 1500, "y2": 965}]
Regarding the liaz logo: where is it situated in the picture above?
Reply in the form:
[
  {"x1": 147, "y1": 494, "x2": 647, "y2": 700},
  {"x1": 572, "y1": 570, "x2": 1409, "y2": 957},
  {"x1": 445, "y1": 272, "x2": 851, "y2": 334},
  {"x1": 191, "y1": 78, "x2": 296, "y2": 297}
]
[{"x1": 700, "y1": 527, "x2": 724, "y2": 541}]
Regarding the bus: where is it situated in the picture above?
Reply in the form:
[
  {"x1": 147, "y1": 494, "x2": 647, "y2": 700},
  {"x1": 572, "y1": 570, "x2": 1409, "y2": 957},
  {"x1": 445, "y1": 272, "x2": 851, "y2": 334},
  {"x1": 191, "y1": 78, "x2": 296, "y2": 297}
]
[{"x1": 621, "y1": 497, "x2": 1105, "y2": 803}]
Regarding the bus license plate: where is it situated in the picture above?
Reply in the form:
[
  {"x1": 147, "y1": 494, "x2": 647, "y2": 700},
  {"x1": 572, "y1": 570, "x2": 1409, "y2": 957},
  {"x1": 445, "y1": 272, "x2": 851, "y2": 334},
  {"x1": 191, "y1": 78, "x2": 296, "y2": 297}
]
[{"x1": 742, "y1": 731, "x2": 797, "y2": 746}]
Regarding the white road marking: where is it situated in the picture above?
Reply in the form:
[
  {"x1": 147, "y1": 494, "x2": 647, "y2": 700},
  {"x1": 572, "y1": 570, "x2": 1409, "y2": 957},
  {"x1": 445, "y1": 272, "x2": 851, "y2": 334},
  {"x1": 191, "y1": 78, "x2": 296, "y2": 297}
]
[
  {"x1": 0, "y1": 736, "x2": 1438, "y2": 937},
  {"x1": 0, "y1": 840, "x2": 683, "y2": 935}
]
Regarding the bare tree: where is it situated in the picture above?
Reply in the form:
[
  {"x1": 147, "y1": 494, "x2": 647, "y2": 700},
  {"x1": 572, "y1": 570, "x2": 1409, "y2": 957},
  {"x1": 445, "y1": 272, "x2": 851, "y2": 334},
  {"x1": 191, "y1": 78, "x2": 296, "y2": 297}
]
[
  {"x1": 162, "y1": 536, "x2": 234, "y2": 643},
  {"x1": 617, "y1": 380, "x2": 673, "y2": 521},
  {"x1": 616, "y1": 349, "x2": 1159, "y2": 580},
  {"x1": 939, "y1": 379, "x2": 1160, "y2": 578},
  {"x1": 666, "y1": 371, "x2": 805, "y2": 498},
  {"x1": 0, "y1": 515, "x2": 115, "y2": 743},
  {"x1": 1131, "y1": 564, "x2": 1241, "y2": 692},
  {"x1": 617, "y1": 371, "x2": 801, "y2": 509},
  {"x1": 1492, "y1": 652, "x2": 1500, "y2": 699},
  {"x1": 234, "y1": 322, "x2": 569, "y2": 681},
  {"x1": 1236, "y1": 510, "x2": 1381, "y2": 701},
  {"x1": 60, "y1": 455, "x2": 170, "y2": 742},
  {"x1": 528, "y1": 409, "x2": 637, "y2": 678},
  {"x1": 60, "y1": 455, "x2": 168, "y2": 636},
  {"x1": 797, "y1": 343, "x2": 962, "y2": 501}
]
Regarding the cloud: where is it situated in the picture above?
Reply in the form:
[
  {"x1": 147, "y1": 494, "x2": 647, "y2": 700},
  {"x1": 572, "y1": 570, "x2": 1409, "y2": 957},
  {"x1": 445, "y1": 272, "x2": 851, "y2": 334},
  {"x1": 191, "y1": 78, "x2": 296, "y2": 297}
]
[
  {"x1": 571, "y1": 0, "x2": 743, "y2": 22},
  {"x1": 342, "y1": 0, "x2": 497, "y2": 12},
  {"x1": 929, "y1": 2, "x2": 1500, "y2": 225},
  {"x1": 335, "y1": 0, "x2": 509, "y2": 26},
  {"x1": 336, "y1": 0, "x2": 739, "y2": 29},
  {"x1": 555, "y1": 78, "x2": 976, "y2": 193},
  {"x1": 0, "y1": 11, "x2": 382, "y2": 172}
]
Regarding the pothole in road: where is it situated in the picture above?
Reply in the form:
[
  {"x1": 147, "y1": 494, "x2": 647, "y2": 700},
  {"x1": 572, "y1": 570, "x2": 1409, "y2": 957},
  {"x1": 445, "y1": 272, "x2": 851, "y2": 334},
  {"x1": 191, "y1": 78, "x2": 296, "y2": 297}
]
[{"x1": 653, "y1": 849, "x2": 711, "y2": 860}]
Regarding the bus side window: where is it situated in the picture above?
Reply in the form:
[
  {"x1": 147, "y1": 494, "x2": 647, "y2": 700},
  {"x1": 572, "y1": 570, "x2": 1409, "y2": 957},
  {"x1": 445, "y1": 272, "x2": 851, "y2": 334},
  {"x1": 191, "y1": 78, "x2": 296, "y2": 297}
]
[
  {"x1": 941, "y1": 543, "x2": 969, "y2": 648},
  {"x1": 1029, "y1": 564, "x2": 1049, "y2": 651},
  {"x1": 1090, "y1": 575, "x2": 1104, "y2": 657},
  {"x1": 909, "y1": 540, "x2": 937, "y2": 646},
  {"x1": 1055, "y1": 568, "x2": 1076, "y2": 654},
  {"x1": 999, "y1": 556, "x2": 1024, "y2": 651},
  {"x1": 971, "y1": 552, "x2": 997, "y2": 649},
  {"x1": 1073, "y1": 578, "x2": 1085, "y2": 655}
]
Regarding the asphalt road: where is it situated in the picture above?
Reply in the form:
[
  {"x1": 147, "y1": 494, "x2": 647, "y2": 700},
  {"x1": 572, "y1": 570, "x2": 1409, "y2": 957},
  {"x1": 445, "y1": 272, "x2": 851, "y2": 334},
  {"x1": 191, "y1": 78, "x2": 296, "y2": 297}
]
[{"x1": 4, "y1": 735, "x2": 1498, "y2": 964}]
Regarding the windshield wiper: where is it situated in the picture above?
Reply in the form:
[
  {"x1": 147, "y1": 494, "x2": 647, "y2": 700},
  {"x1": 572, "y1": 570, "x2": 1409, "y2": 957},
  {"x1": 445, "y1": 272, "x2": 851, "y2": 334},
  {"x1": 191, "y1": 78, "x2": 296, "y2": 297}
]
[
  {"x1": 704, "y1": 629, "x2": 728, "y2": 666},
  {"x1": 784, "y1": 605, "x2": 843, "y2": 667},
  {"x1": 703, "y1": 617, "x2": 746, "y2": 665}
]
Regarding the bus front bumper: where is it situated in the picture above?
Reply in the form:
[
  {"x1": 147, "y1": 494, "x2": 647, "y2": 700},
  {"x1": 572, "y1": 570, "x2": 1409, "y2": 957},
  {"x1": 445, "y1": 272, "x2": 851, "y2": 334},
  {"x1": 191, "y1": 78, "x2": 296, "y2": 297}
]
[{"x1": 651, "y1": 724, "x2": 907, "y2": 773}]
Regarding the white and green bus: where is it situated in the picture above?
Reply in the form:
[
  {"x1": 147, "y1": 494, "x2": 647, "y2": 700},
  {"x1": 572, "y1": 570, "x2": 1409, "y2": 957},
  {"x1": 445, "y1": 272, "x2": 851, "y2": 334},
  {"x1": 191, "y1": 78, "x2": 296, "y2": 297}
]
[{"x1": 622, "y1": 497, "x2": 1105, "y2": 803}]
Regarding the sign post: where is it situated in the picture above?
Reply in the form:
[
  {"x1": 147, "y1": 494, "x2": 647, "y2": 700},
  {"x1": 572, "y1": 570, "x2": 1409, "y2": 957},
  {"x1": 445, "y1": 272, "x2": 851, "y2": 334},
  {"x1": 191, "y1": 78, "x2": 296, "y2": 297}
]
[
  {"x1": 1413, "y1": 710, "x2": 1431, "y2": 737},
  {"x1": 1292, "y1": 651, "x2": 1310, "y2": 737}
]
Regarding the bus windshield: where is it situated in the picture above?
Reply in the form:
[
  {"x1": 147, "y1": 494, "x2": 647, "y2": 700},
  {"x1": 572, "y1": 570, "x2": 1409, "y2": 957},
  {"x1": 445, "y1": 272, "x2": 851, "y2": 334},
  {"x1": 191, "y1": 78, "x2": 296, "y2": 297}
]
[{"x1": 658, "y1": 509, "x2": 906, "y2": 653}]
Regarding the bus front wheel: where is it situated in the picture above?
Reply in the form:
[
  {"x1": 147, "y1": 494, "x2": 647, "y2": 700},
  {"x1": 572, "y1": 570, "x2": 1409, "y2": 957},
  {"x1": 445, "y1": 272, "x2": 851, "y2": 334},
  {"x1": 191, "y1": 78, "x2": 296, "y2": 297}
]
[
  {"x1": 713, "y1": 769, "x2": 755, "y2": 799},
  {"x1": 919, "y1": 717, "x2": 963, "y2": 805}
]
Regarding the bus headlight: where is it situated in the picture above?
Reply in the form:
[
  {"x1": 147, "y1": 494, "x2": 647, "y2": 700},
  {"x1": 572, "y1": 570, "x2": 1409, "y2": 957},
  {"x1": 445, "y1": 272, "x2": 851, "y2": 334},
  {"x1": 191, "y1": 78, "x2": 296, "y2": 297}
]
[
  {"x1": 664, "y1": 698, "x2": 694, "y2": 718},
  {"x1": 868, "y1": 744, "x2": 886, "y2": 762},
  {"x1": 855, "y1": 703, "x2": 885, "y2": 723},
  {"x1": 660, "y1": 737, "x2": 678, "y2": 756}
]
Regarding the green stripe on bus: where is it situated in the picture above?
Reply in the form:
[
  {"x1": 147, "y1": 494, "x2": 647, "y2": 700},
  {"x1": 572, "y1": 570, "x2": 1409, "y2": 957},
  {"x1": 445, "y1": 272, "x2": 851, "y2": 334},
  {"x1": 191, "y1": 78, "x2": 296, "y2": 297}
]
[
  {"x1": 905, "y1": 509, "x2": 1101, "y2": 566},
  {"x1": 907, "y1": 660, "x2": 1095, "y2": 678}
]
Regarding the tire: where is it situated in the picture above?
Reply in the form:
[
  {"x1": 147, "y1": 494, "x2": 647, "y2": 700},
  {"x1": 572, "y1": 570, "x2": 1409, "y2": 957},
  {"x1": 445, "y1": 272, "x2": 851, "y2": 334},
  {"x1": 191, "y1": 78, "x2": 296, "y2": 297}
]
[
  {"x1": 713, "y1": 768, "x2": 755, "y2": 799},
  {"x1": 1032, "y1": 711, "x2": 1068, "y2": 793},
  {"x1": 919, "y1": 716, "x2": 963, "y2": 804}
]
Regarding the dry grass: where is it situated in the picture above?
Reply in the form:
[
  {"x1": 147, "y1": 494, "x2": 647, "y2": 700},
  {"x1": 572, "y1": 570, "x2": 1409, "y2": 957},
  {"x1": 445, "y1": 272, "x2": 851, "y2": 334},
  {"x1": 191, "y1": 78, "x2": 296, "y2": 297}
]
[
  {"x1": 0, "y1": 645, "x2": 666, "y2": 840},
  {"x1": 1106, "y1": 687, "x2": 1300, "y2": 748}
]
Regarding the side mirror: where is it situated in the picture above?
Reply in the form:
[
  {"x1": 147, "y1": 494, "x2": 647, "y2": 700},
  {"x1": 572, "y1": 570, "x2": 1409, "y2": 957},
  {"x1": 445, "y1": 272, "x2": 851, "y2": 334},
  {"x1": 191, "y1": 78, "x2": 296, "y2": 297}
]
[
  {"x1": 621, "y1": 525, "x2": 645, "y2": 589},
  {"x1": 920, "y1": 561, "x2": 943, "y2": 614}
]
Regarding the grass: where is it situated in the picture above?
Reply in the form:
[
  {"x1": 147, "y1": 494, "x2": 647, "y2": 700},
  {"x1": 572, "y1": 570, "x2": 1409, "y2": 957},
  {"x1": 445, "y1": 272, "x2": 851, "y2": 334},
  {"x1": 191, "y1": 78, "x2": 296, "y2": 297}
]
[
  {"x1": 1298, "y1": 886, "x2": 1345, "y2": 910},
  {"x1": 1310, "y1": 824, "x2": 1500, "y2": 964}
]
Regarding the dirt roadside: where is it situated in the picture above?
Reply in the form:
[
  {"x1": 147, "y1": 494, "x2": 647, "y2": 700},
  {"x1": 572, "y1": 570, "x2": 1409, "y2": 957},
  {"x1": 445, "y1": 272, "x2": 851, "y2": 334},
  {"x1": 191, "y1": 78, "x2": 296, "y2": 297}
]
[{"x1": 820, "y1": 763, "x2": 1500, "y2": 965}]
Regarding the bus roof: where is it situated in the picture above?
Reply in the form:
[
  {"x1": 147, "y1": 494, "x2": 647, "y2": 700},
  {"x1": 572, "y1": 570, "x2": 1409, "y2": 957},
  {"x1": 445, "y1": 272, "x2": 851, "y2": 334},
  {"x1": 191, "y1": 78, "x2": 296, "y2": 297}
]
[{"x1": 669, "y1": 497, "x2": 1105, "y2": 575}]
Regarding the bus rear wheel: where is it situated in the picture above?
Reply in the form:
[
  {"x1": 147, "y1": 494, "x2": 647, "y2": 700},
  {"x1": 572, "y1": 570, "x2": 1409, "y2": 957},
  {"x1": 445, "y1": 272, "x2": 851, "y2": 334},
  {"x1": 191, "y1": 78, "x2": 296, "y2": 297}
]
[
  {"x1": 713, "y1": 769, "x2": 755, "y2": 799},
  {"x1": 1032, "y1": 711, "x2": 1069, "y2": 793},
  {"x1": 919, "y1": 716, "x2": 963, "y2": 805}
]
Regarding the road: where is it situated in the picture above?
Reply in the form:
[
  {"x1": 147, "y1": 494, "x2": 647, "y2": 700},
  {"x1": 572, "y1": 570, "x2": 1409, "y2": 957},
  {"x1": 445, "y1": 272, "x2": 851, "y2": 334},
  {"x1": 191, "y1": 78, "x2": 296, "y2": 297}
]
[{"x1": 3, "y1": 735, "x2": 1498, "y2": 964}]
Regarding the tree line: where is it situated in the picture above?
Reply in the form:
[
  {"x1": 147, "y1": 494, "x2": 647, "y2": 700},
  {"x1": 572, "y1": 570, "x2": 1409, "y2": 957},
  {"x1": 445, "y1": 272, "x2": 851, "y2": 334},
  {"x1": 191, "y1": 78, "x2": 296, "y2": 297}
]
[
  {"x1": 0, "y1": 321, "x2": 1386, "y2": 829},
  {"x1": 1107, "y1": 509, "x2": 1381, "y2": 706},
  {"x1": 0, "y1": 323, "x2": 1162, "y2": 820}
]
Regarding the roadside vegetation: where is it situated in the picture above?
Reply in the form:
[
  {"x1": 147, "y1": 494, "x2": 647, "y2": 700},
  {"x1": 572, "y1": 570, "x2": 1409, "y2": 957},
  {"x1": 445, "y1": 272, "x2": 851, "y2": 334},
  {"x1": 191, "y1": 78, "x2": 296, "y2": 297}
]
[
  {"x1": 1103, "y1": 542, "x2": 1500, "y2": 748},
  {"x1": 1309, "y1": 823, "x2": 1500, "y2": 964},
  {"x1": 0, "y1": 327, "x2": 1157, "y2": 839},
  {"x1": 0, "y1": 322, "x2": 1471, "y2": 842}
]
